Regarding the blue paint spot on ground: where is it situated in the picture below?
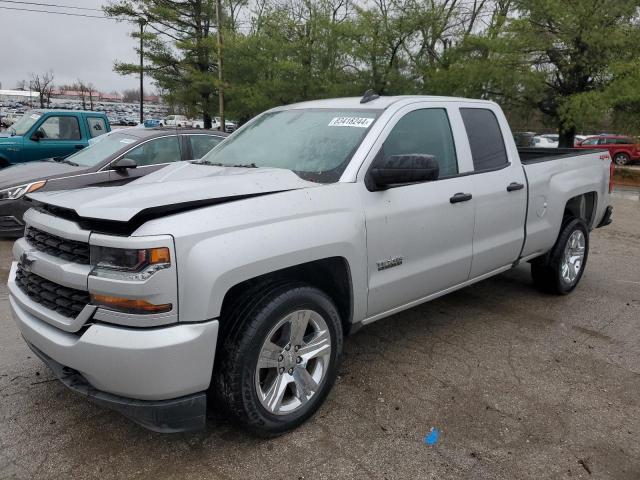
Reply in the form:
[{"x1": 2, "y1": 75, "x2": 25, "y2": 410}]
[{"x1": 424, "y1": 428, "x2": 440, "y2": 445}]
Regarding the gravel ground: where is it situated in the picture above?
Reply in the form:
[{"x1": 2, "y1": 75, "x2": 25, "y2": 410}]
[{"x1": 0, "y1": 196, "x2": 638, "y2": 480}]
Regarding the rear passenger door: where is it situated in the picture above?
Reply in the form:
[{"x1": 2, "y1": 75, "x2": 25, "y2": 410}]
[
  {"x1": 187, "y1": 134, "x2": 224, "y2": 159},
  {"x1": 460, "y1": 107, "x2": 527, "y2": 277},
  {"x1": 363, "y1": 105, "x2": 475, "y2": 317},
  {"x1": 109, "y1": 135, "x2": 183, "y2": 184}
]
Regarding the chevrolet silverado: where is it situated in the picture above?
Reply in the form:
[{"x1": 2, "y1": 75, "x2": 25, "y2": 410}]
[{"x1": 8, "y1": 94, "x2": 614, "y2": 436}]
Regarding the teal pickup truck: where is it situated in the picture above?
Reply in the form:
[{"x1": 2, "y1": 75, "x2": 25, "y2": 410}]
[{"x1": 0, "y1": 110, "x2": 110, "y2": 167}]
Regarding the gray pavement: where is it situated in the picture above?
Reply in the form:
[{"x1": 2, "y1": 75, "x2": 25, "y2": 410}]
[{"x1": 0, "y1": 197, "x2": 638, "y2": 479}]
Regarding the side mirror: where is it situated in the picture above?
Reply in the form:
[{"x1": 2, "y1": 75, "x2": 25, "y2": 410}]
[
  {"x1": 30, "y1": 130, "x2": 44, "y2": 141},
  {"x1": 367, "y1": 154, "x2": 439, "y2": 191},
  {"x1": 111, "y1": 158, "x2": 138, "y2": 171}
]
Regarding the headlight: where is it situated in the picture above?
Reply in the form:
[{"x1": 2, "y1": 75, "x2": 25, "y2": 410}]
[
  {"x1": 0, "y1": 181, "x2": 46, "y2": 200},
  {"x1": 90, "y1": 246, "x2": 171, "y2": 281}
]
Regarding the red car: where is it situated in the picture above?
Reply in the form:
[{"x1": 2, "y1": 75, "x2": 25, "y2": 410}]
[{"x1": 576, "y1": 135, "x2": 640, "y2": 166}]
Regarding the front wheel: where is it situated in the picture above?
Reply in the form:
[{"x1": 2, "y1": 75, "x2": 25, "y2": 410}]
[
  {"x1": 531, "y1": 217, "x2": 589, "y2": 294},
  {"x1": 614, "y1": 153, "x2": 630, "y2": 166},
  {"x1": 215, "y1": 282, "x2": 343, "y2": 437}
]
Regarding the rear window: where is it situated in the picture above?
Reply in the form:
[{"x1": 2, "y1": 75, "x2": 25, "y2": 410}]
[
  {"x1": 87, "y1": 117, "x2": 107, "y2": 138},
  {"x1": 460, "y1": 108, "x2": 509, "y2": 171}
]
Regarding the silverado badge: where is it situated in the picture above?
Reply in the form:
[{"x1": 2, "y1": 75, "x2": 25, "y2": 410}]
[{"x1": 376, "y1": 256, "x2": 403, "y2": 271}]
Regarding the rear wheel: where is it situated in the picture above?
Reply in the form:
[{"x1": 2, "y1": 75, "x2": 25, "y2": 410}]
[
  {"x1": 531, "y1": 218, "x2": 589, "y2": 295},
  {"x1": 214, "y1": 282, "x2": 343, "y2": 437},
  {"x1": 614, "y1": 153, "x2": 630, "y2": 166}
]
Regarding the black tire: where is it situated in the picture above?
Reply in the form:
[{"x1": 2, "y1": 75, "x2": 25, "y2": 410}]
[
  {"x1": 531, "y1": 217, "x2": 589, "y2": 295},
  {"x1": 214, "y1": 281, "x2": 343, "y2": 437},
  {"x1": 614, "y1": 153, "x2": 630, "y2": 166}
]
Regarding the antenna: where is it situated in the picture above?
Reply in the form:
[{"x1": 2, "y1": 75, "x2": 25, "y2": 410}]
[{"x1": 360, "y1": 89, "x2": 379, "y2": 104}]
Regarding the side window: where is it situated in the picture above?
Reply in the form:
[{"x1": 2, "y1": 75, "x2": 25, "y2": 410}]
[
  {"x1": 618, "y1": 137, "x2": 634, "y2": 145},
  {"x1": 37, "y1": 116, "x2": 81, "y2": 140},
  {"x1": 189, "y1": 135, "x2": 223, "y2": 159},
  {"x1": 582, "y1": 138, "x2": 598, "y2": 146},
  {"x1": 87, "y1": 117, "x2": 107, "y2": 138},
  {"x1": 383, "y1": 108, "x2": 458, "y2": 177},
  {"x1": 460, "y1": 108, "x2": 508, "y2": 171},
  {"x1": 124, "y1": 136, "x2": 182, "y2": 166}
]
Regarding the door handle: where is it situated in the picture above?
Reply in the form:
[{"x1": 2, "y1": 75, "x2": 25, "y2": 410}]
[
  {"x1": 450, "y1": 192, "x2": 473, "y2": 204},
  {"x1": 75, "y1": 145, "x2": 85, "y2": 150},
  {"x1": 506, "y1": 182, "x2": 524, "y2": 192}
]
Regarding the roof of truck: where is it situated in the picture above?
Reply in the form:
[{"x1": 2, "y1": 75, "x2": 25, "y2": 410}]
[
  {"x1": 29, "y1": 109, "x2": 108, "y2": 116},
  {"x1": 281, "y1": 95, "x2": 496, "y2": 111}
]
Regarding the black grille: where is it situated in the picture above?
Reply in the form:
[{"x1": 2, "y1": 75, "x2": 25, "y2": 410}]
[
  {"x1": 15, "y1": 265, "x2": 90, "y2": 318},
  {"x1": 25, "y1": 227, "x2": 90, "y2": 265}
]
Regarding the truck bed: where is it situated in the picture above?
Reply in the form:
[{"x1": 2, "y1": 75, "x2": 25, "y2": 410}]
[{"x1": 518, "y1": 148, "x2": 600, "y2": 164}]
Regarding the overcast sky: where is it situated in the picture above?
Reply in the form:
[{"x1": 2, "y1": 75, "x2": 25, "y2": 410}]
[{"x1": 0, "y1": 0, "x2": 155, "y2": 92}]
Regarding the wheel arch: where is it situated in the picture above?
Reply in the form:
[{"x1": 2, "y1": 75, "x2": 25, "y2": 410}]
[
  {"x1": 563, "y1": 191, "x2": 597, "y2": 228},
  {"x1": 219, "y1": 257, "x2": 354, "y2": 336}
]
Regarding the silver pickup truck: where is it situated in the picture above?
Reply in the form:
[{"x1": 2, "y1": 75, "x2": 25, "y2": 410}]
[{"x1": 8, "y1": 95, "x2": 614, "y2": 436}]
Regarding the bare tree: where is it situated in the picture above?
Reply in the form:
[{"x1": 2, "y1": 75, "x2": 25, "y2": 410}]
[
  {"x1": 30, "y1": 71, "x2": 55, "y2": 108},
  {"x1": 76, "y1": 79, "x2": 88, "y2": 110},
  {"x1": 86, "y1": 82, "x2": 97, "y2": 110},
  {"x1": 122, "y1": 88, "x2": 141, "y2": 103}
]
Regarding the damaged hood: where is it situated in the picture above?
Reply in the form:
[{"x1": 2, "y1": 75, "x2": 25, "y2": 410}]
[{"x1": 28, "y1": 161, "x2": 320, "y2": 224}]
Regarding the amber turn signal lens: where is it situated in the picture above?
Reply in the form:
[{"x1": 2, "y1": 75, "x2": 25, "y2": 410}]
[
  {"x1": 149, "y1": 247, "x2": 170, "y2": 264},
  {"x1": 91, "y1": 294, "x2": 172, "y2": 314},
  {"x1": 27, "y1": 181, "x2": 46, "y2": 194}
]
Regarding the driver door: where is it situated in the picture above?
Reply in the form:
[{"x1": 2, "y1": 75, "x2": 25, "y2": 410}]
[
  {"x1": 25, "y1": 115, "x2": 84, "y2": 161},
  {"x1": 361, "y1": 105, "x2": 475, "y2": 318}
]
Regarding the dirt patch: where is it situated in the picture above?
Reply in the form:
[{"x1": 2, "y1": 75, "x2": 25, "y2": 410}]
[{"x1": 614, "y1": 166, "x2": 640, "y2": 187}]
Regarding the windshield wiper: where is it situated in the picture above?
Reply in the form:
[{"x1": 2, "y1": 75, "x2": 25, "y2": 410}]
[{"x1": 194, "y1": 160, "x2": 257, "y2": 168}]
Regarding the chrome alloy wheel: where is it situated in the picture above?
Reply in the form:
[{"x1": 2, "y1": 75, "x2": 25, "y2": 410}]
[
  {"x1": 255, "y1": 310, "x2": 332, "y2": 415},
  {"x1": 561, "y1": 230, "x2": 586, "y2": 285}
]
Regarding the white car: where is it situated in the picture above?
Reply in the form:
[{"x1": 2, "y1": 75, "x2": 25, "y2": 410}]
[
  {"x1": 9, "y1": 95, "x2": 613, "y2": 436},
  {"x1": 533, "y1": 135, "x2": 558, "y2": 148},
  {"x1": 161, "y1": 115, "x2": 192, "y2": 128},
  {"x1": 192, "y1": 118, "x2": 221, "y2": 130}
]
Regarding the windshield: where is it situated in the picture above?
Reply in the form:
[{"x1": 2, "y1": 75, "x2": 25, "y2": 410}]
[
  {"x1": 64, "y1": 132, "x2": 138, "y2": 167},
  {"x1": 11, "y1": 112, "x2": 42, "y2": 136},
  {"x1": 200, "y1": 109, "x2": 380, "y2": 183}
]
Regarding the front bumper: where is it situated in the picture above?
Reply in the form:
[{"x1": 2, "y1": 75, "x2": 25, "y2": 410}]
[
  {"x1": 26, "y1": 341, "x2": 208, "y2": 433},
  {"x1": 9, "y1": 283, "x2": 219, "y2": 431},
  {"x1": 0, "y1": 198, "x2": 29, "y2": 236}
]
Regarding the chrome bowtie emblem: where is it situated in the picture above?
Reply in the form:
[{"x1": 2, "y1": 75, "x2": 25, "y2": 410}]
[{"x1": 20, "y1": 252, "x2": 35, "y2": 272}]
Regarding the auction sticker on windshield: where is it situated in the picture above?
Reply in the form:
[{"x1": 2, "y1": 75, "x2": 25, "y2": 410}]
[
  {"x1": 30, "y1": 114, "x2": 41, "y2": 120},
  {"x1": 328, "y1": 117, "x2": 374, "y2": 128}
]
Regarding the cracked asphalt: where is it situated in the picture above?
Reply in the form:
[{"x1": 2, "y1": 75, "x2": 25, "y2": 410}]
[{"x1": 1, "y1": 196, "x2": 638, "y2": 479}]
